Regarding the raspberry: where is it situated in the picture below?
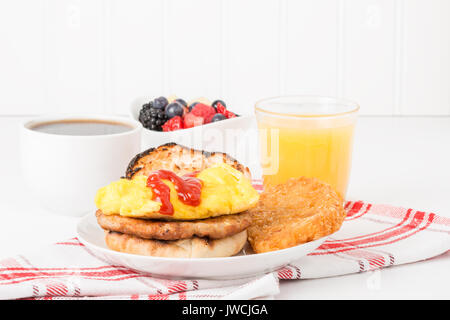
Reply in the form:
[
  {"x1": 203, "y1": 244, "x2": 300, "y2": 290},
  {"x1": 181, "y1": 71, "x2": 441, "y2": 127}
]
[
  {"x1": 224, "y1": 109, "x2": 237, "y2": 118},
  {"x1": 216, "y1": 102, "x2": 236, "y2": 119},
  {"x1": 191, "y1": 103, "x2": 216, "y2": 123},
  {"x1": 184, "y1": 112, "x2": 204, "y2": 128},
  {"x1": 212, "y1": 99, "x2": 226, "y2": 110},
  {"x1": 162, "y1": 116, "x2": 183, "y2": 131},
  {"x1": 216, "y1": 102, "x2": 226, "y2": 114}
]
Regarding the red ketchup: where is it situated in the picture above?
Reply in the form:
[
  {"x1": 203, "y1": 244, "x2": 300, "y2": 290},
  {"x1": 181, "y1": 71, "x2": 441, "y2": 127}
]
[{"x1": 146, "y1": 170, "x2": 202, "y2": 215}]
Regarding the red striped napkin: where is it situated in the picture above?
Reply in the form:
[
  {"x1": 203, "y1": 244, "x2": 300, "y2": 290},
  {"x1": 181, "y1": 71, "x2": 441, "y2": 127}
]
[{"x1": 1, "y1": 183, "x2": 449, "y2": 299}]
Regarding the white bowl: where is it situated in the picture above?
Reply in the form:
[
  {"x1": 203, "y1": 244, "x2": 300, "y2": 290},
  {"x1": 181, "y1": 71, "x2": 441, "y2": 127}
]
[{"x1": 129, "y1": 97, "x2": 259, "y2": 168}]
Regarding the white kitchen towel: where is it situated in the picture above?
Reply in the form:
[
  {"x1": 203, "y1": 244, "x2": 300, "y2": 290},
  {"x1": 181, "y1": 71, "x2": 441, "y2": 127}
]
[{"x1": 0, "y1": 199, "x2": 449, "y2": 300}]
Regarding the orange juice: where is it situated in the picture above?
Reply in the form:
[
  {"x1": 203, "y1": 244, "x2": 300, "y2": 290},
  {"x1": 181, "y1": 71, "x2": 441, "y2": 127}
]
[
  {"x1": 255, "y1": 96, "x2": 359, "y2": 199},
  {"x1": 258, "y1": 121, "x2": 355, "y2": 197}
]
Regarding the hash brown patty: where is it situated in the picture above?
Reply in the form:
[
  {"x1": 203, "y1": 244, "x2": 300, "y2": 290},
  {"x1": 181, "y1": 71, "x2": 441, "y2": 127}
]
[{"x1": 247, "y1": 177, "x2": 346, "y2": 253}]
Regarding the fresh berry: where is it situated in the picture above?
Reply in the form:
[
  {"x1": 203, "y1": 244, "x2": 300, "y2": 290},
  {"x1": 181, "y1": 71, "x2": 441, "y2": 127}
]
[
  {"x1": 184, "y1": 112, "x2": 204, "y2": 128},
  {"x1": 212, "y1": 100, "x2": 226, "y2": 110},
  {"x1": 139, "y1": 103, "x2": 168, "y2": 131},
  {"x1": 175, "y1": 98, "x2": 187, "y2": 108},
  {"x1": 165, "y1": 102, "x2": 184, "y2": 119},
  {"x1": 224, "y1": 109, "x2": 237, "y2": 118},
  {"x1": 191, "y1": 103, "x2": 216, "y2": 123},
  {"x1": 153, "y1": 96, "x2": 168, "y2": 109},
  {"x1": 162, "y1": 116, "x2": 183, "y2": 132},
  {"x1": 216, "y1": 102, "x2": 226, "y2": 114},
  {"x1": 211, "y1": 113, "x2": 227, "y2": 122},
  {"x1": 188, "y1": 102, "x2": 199, "y2": 112},
  {"x1": 216, "y1": 102, "x2": 237, "y2": 119},
  {"x1": 142, "y1": 101, "x2": 153, "y2": 110}
]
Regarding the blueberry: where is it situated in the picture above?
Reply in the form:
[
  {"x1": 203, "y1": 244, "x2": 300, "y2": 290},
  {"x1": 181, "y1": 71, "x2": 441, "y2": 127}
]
[
  {"x1": 153, "y1": 96, "x2": 168, "y2": 109},
  {"x1": 212, "y1": 100, "x2": 226, "y2": 110},
  {"x1": 211, "y1": 113, "x2": 227, "y2": 122},
  {"x1": 175, "y1": 98, "x2": 187, "y2": 107},
  {"x1": 189, "y1": 102, "x2": 199, "y2": 112},
  {"x1": 165, "y1": 102, "x2": 184, "y2": 119}
]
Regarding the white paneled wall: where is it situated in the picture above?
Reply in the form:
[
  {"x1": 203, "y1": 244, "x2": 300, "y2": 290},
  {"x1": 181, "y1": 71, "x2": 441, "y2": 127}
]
[
  {"x1": 224, "y1": 0, "x2": 280, "y2": 110},
  {"x1": 110, "y1": 0, "x2": 164, "y2": 112},
  {"x1": 344, "y1": 0, "x2": 396, "y2": 115},
  {"x1": 284, "y1": 0, "x2": 338, "y2": 97},
  {"x1": 0, "y1": 0, "x2": 449, "y2": 116},
  {"x1": 401, "y1": 0, "x2": 450, "y2": 115},
  {"x1": 0, "y1": 0, "x2": 46, "y2": 114}
]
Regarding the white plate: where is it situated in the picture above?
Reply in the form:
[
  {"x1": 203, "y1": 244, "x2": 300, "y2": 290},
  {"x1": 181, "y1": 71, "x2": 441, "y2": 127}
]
[{"x1": 77, "y1": 213, "x2": 328, "y2": 280}]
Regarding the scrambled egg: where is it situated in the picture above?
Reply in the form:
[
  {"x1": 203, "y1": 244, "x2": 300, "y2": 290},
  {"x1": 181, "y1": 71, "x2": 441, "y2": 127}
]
[{"x1": 95, "y1": 164, "x2": 260, "y2": 220}]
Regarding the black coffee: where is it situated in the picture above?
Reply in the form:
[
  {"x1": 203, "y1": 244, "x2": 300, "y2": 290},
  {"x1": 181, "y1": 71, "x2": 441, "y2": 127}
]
[{"x1": 31, "y1": 119, "x2": 133, "y2": 136}]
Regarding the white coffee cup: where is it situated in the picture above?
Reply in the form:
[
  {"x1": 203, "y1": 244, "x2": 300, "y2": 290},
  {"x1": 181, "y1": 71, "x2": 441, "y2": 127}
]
[{"x1": 20, "y1": 114, "x2": 142, "y2": 217}]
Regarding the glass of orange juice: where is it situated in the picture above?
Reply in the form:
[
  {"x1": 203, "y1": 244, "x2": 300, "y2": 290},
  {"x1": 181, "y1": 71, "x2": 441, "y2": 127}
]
[{"x1": 255, "y1": 96, "x2": 359, "y2": 199}]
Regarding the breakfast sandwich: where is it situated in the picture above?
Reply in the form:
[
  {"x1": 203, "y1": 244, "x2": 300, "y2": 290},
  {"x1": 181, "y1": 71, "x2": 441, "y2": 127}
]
[{"x1": 95, "y1": 143, "x2": 259, "y2": 258}]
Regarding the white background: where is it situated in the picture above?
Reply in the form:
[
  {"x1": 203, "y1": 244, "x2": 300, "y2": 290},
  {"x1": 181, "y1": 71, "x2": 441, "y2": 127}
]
[
  {"x1": 0, "y1": 1, "x2": 449, "y2": 299},
  {"x1": 1, "y1": 0, "x2": 450, "y2": 116}
]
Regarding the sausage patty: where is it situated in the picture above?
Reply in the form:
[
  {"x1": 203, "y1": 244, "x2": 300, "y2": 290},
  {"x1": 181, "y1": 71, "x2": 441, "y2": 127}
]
[{"x1": 96, "y1": 210, "x2": 252, "y2": 241}]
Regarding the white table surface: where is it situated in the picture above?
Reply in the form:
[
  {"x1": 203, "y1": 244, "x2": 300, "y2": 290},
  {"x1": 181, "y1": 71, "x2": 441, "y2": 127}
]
[{"x1": 0, "y1": 115, "x2": 449, "y2": 299}]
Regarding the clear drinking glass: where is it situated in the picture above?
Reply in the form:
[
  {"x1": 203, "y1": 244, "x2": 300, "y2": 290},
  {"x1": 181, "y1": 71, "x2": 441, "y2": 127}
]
[{"x1": 255, "y1": 96, "x2": 359, "y2": 199}]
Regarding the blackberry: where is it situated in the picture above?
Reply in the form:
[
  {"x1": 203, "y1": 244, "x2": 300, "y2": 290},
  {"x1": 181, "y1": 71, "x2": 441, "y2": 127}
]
[
  {"x1": 139, "y1": 103, "x2": 168, "y2": 131},
  {"x1": 141, "y1": 101, "x2": 153, "y2": 110}
]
